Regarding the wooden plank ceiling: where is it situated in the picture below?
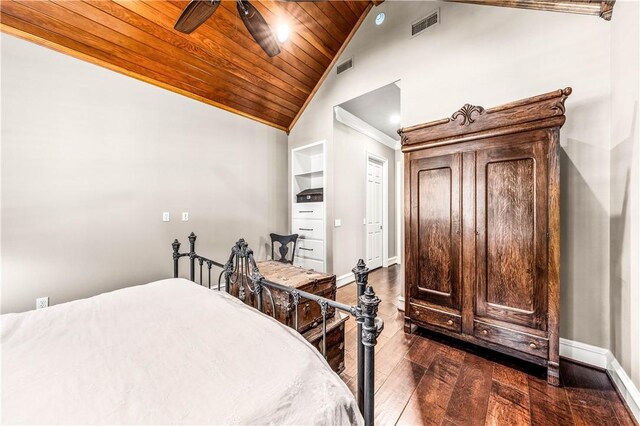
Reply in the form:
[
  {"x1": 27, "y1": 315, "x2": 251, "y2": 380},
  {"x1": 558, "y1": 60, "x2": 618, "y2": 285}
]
[{"x1": 0, "y1": 0, "x2": 373, "y2": 131}]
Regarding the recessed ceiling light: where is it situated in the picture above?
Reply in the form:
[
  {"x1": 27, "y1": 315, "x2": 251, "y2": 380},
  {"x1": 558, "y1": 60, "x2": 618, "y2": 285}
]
[
  {"x1": 390, "y1": 113, "x2": 400, "y2": 124},
  {"x1": 277, "y1": 23, "x2": 290, "y2": 43},
  {"x1": 375, "y1": 12, "x2": 385, "y2": 26}
]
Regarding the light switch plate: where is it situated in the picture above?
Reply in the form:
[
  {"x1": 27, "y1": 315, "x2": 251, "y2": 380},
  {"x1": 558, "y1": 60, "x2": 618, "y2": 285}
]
[
  {"x1": 334, "y1": 219, "x2": 341, "y2": 227},
  {"x1": 182, "y1": 212, "x2": 189, "y2": 222},
  {"x1": 162, "y1": 212, "x2": 170, "y2": 222}
]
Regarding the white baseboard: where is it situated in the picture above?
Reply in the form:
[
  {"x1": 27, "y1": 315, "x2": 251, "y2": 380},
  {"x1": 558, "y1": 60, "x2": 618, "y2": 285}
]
[
  {"x1": 560, "y1": 338, "x2": 639, "y2": 421},
  {"x1": 336, "y1": 260, "x2": 400, "y2": 288},
  {"x1": 336, "y1": 273, "x2": 355, "y2": 288},
  {"x1": 607, "y1": 355, "x2": 640, "y2": 421},
  {"x1": 560, "y1": 337, "x2": 609, "y2": 368}
]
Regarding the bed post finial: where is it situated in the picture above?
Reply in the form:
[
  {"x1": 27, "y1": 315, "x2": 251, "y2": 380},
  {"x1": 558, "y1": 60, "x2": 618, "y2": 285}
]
[
  {"x1": 172, "y1": 239, "x2": 181, "y2": 278},
  {"x1": 352, "y1": 259, "x2": 369, "y2": 415},
  {"x1": 188, "y1": 233, "x2": 197, "y2": 282},
  {"x1": 353, "y1": 259, "x2": 369, "y2": 286}
]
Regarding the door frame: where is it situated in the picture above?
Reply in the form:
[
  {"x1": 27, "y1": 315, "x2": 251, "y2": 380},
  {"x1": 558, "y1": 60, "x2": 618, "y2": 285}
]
[{"x1": 365, "y1": 152, "x2": 389, "y2": 269}]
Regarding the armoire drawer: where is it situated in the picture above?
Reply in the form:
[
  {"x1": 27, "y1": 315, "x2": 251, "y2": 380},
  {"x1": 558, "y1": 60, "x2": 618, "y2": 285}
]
[
  {"x1": 292, "y1": 219, "x2": 323, "y2": 240},
  {"x1": 292, "y1": 202, "x2": 323, "y2": 220},
  {"x1": 296, "y1": 239, "x2": 324, "y2": 261},
  {"x1": 473, "y1": 321, "x2": 549, "y2": 358},
  {"x1": 409, "y1": 302, "x2": 461, "y2": 333}
]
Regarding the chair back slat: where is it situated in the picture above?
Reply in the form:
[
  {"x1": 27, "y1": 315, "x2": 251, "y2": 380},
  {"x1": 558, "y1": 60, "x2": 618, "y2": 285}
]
[{"x1": 270, "y1": 233, "x2": 299, "y2": 264}]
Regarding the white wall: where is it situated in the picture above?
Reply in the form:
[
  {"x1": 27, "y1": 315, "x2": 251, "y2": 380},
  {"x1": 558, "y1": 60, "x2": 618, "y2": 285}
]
[
  {"x1": 609, "y1": 0, "x2": 640, "y2": 390},
  {"x1": 1, "y1": 35, "x2": 288, "y2": 313},
  {"x1": 289, "y1": 1, "x2": 612, "y2": 348},
  {"x1": 333, "y1": 120, "x2": 396, "y2": 278}
]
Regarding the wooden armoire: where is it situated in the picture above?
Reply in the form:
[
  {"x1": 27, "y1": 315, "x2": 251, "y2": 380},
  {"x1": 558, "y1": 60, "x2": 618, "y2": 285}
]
[{"x1": 398, "y1": 88, "x2": 571, "y2": 385}]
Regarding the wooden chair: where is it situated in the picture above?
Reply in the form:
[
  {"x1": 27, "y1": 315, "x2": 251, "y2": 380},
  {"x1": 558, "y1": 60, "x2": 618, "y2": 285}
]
[{"x1": 270, "y1": 233, "x2": 298, "y2": 264}]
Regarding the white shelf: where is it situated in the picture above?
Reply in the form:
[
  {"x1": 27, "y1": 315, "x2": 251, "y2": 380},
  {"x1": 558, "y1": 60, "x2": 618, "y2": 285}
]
[
  {"x1": 292, "y1": 143, "x2": 324, "y2": 177},
  {"x1": 294, "y1": 169, "x2": 324, "y2": 178}
]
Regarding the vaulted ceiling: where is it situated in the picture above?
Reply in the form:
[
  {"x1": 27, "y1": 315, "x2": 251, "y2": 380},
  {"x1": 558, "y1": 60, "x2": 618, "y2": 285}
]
[{"x1": 0, "y1": 1, "x2": 373, "y2": 131}]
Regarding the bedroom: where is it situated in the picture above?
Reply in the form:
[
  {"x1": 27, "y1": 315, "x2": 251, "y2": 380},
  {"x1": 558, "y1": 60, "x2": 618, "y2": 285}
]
[{"x1": 1, "y1": 0, "x2": 638, "y2": 424}]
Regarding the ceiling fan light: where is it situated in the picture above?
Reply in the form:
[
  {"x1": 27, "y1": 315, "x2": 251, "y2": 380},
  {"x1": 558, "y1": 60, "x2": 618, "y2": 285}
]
[{"x1": 277, "y1": 23, "x2": 290, "y2": 43}]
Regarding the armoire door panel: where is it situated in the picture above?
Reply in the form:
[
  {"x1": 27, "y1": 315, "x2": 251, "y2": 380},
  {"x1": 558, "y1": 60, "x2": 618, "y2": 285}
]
[
  {"x1": 486, "y1": 158, "x2": 536, "y2": 312},
  {"x1": 476, "y1": 140, "x2": 548, "y2": 331},
  {"x1": 418, "y1": 167, "x2": 452, "y2": 295},
  {"x1": 410, "y1": 153, "x2": 462, "y2": 311}
]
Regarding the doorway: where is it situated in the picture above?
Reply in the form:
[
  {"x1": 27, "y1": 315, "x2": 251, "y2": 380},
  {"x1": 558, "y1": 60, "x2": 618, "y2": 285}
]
[
  {"x1": 366, "y1": 154, "x2": 387, "y2": 270},
  {"x1": 331, "y1": 80, "x2": 400, "y2": 283}
]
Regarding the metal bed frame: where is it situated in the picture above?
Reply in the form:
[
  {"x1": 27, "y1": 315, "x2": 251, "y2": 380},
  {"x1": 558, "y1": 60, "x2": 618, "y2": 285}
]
[{"x1": 172, "y1": 233, "x2": 384, "y2": 426}]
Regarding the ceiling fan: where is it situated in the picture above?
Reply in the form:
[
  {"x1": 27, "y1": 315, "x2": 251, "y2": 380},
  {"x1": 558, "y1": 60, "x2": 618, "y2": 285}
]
[{"x1": 174, "y1": 0, "x2": 281, "y2": 57}]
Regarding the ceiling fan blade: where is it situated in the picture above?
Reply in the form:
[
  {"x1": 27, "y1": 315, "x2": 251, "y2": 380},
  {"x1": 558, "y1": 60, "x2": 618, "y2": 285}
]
[
  {"x1": 174, "y1": 0, "x2": 220, "y2": 34},
  {"x1": 237, "y1": 0, "x2": 281, "y2": 57}
]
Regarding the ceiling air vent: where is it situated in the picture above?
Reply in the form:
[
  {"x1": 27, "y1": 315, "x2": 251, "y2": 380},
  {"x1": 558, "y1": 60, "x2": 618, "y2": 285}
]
[
  {"x1": 411, "y1": 8, "x2": 440, "y2": 38},
  {"x1": 337, "y1": 57, "x2": 353, "y2": 75}
]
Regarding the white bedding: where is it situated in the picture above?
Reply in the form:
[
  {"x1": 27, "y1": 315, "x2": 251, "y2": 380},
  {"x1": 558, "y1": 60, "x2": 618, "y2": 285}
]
[{"x1": 1, "y1": 279, "x2": 362, "y2": 425}]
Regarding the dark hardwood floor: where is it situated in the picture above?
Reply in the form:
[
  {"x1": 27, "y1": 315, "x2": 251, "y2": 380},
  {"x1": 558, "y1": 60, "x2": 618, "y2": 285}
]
[{"x1": 336, "y1": 265, "x2": 637, "y2": 426}]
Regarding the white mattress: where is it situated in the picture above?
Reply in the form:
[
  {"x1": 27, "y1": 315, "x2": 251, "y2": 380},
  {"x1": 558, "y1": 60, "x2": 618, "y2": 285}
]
[{"x1": 1, "y1": 278, "x2": 362, "y2": 425}]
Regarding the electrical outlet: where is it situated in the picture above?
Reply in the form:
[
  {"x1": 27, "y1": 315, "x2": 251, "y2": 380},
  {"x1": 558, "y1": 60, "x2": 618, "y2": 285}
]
[
  {"x1": 162, "y1": 212, "x2": 170, "y2": 222},
  {"x1": 182, "y1": 212, "x2": 189, "y2": 222},
  {"x1": 334, "y1": 219, "x2": 341, "y2": 227},
  {"x1": 36, "y1": 297, "x2": 49, "y2": 309}
]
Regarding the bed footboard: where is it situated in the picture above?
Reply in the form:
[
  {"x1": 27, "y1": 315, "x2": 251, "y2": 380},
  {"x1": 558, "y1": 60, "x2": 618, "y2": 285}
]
[{"x1": 172, "y1": 233, "x2": 384, "y2": 426}]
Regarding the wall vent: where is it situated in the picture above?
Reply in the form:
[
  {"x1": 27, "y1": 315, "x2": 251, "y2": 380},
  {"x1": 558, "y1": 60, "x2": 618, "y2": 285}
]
[
  {"x1": 411, "y1": 8, "x2": 440, "y2": 38},
  {"x1": 336, "y1": 57, "x2": 353, "y2": 75}
]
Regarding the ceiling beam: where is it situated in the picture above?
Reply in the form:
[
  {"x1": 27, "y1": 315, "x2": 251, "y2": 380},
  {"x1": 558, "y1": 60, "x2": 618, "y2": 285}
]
[{"x1": 444, "y1": 0, "x2": 615, "y2": 20}]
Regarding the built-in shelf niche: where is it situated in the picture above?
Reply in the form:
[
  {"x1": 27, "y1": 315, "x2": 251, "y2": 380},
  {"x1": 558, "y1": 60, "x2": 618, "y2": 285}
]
[
  {"x1": 290, "y1": 141, "x2": 326, "y2": 272},
  {"x1": 292, "y1": 142, "x2": 325, "y2": 200}
]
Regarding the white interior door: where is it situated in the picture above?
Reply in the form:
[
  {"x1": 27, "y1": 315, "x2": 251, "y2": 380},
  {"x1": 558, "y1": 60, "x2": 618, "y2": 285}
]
[{"x1": 366, "y1": 157, "x2": 384, "y2": 270}]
